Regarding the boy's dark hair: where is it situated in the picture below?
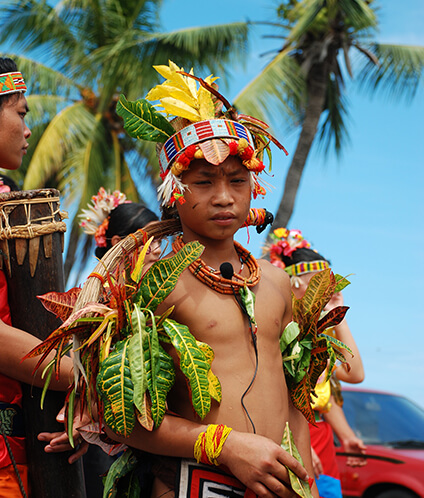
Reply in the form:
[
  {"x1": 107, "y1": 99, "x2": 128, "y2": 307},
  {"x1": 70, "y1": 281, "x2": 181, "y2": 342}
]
[
  {"x1": 95, "y1": 203, "x2": 159, "y2": 259},
  {"x1": 0, "y1": 174, "x2": 20, "y2": 191},
  {"x1": 280, "y1": 247, "x2": 330, "y2": 268},
  {"x1": 0, "y1": 57, "x2": 20, "y2": 111}
]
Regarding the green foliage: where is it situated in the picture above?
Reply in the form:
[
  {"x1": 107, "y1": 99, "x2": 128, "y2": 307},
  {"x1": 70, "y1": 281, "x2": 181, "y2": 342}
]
[
  {"x1": 162, "y1": 319, "x2": 215, "y2": 419},
  {"x1": 280, "y1": 269, "x2": 351, "y2": 423},
  {"x1": 144, "y1": 340, "x2": 175, "y2": 427},
  {"x1": 281, "y1": 422, "x2": 313, "y2": 498},
  {"x1": 136, "y1": 240, "x2": 204, "y2": 311},
  {"x1": 127, "y1": 307, "x2": 148, "y2": 415},
  {"x1": 103, "y1": 449, "x2": 140, "y2": 498},
  {"x1": 116, "y1": 95, "x2": 175, "y2": 142},
  {"x1": 97, "y1": 340, "x2": 135, "y2": 437},
  {"x1": 28, "y1": 239, "x2": 221, "y2": 447}
]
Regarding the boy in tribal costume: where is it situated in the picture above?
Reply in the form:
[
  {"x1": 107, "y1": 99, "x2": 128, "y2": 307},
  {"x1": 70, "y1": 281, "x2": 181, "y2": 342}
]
[
  {"x1": 106, "y1": 61, "x2": 317, "y2": 498},
  {"x1": 36, "y1": 62, "x2": 348, "y2": 498}
]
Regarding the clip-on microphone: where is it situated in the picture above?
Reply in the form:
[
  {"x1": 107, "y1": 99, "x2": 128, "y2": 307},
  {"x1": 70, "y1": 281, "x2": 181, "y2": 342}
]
[
  {"x1": 220, "y1": 262, "x2": 234, "y2": 280},
  {"x1": 220, "y1": 262, "x2": 258, "y2": 433}
]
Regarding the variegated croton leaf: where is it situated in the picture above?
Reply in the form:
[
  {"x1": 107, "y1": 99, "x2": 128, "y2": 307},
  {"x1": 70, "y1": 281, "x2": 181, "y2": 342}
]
[
  {"x1": 281, "y1": 422, "x2": 313, "y2": 498},
  {"x1": 28, "y1": 237, "x2": 222, "y2": 443},
  {"x1": 281, "y1": 269, "x2": 353, "y2": 423},
  {"x1": 103, "y1": 448, "x2": 140, "y2": 498},
  {"x1": 97, "y1": 339, "x2": 135, "y2": 437},
  {"x1": 162, "y1": 318, "x2": 214, "y2": 420},
  {"x1": 136, "y1": 240, "x2": 203, "y2": 312},
  {"x1": 37, "y1": 287, "x2": 81, "y2": 322}
]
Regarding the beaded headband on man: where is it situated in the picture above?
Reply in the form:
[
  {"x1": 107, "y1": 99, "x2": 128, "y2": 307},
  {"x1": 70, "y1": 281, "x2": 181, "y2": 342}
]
[
  {"x1": 268, "y1": 227, "x2": 329, "y2": 275},
  {"x1": 116, "y1": 60, "x2": 288, "y2": 207},
  {"x1": 0, "y1": 72, "x2": 27, "y2": 95},
  {"x1": 79, "y1": 187, "x2": 129, "y2": 247}
]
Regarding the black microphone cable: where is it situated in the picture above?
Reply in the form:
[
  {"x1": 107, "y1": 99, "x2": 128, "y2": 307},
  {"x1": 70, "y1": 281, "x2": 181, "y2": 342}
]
[{"x1": 220, "y1": 262, "x2": 258, "y2": 434}]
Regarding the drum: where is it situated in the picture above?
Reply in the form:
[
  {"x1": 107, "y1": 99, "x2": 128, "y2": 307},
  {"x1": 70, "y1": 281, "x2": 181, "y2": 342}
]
[{"x1": 0, "y1": 188, "x2": 86, "y2": 498}]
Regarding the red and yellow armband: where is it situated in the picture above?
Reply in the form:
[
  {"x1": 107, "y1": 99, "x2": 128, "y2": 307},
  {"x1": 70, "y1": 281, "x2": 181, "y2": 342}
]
[{"x1": 194, "y1": 424, "x2": 233, "y2": 466}]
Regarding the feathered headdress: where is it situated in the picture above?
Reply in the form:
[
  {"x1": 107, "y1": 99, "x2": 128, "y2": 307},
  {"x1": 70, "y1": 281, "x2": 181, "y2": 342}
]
[
  {"x1": 267, "y1": 227, "x2": 329, "y2": 275},
  {"x1": 116, "y1": 60, "x2": 288, "y2": 207},
  {"x1": 79, "y1": 187, "x2": 129, "y2": 247}
]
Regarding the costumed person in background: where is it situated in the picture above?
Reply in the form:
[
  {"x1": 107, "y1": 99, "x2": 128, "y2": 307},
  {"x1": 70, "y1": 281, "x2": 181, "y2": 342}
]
[
  {"x1": 268, "y1": 228, "x2": 367, "y2": 498},
  {"x1": 98, "y1": 61, "x2": 317, "y2": 498},
  {"x1": 0, "y1": 57, "x2": 79, "y2": 497},
  {"x1": 0, "y1": 175, "x2": 19, "y2": 193},
  {"x1": 80, "y1": 186, "x2": 160, "y2": 262},
  {"x1": 77, "y1": 187, "x2": 160, "y2": 498}
]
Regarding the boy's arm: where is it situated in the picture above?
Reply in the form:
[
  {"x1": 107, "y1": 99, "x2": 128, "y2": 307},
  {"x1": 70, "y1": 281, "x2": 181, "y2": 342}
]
[
  {"x1": 325, "y1": 292, "x2": 364, "y2": 383},
  {"x1": 0, "y1": 318, "x2": 73, "y2": 389},
  {"x1": 288, "y1": 400, "x2": 319, "y2": 497},
  {"x1": 322, "y1": 399, "x2": 367, "y2": 467},
  {"x1": 106, "y1": 414, "x2": 310, "y2": 497}
]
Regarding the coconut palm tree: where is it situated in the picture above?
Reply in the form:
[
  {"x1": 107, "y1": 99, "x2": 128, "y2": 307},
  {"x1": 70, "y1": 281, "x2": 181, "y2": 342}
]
[
  {"x1": 234, "y1": 0, "x2": 424, "y2": 234},
  {"x1": 0, "y1": 0, "x2": 250, "y2": 283}
]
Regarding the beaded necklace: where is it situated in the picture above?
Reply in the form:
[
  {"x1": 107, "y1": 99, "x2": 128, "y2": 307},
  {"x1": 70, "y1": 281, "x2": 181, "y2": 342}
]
[{"x1": 172, "y1": 235, "x2": 261, "y2": 294}]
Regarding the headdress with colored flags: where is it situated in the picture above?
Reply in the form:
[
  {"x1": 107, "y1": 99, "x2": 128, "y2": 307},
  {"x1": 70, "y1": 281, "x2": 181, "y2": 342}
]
[
  {"x1": 0, "y1": 72, "x2": 27, "y2": 96},
  {"x1": 267, "y1": 228, "x2": 329, "y2": 276},
  {"x1": 79, "y1": 187, "x2": 129, "y2": 247},
  {"x1": 116, "y1": 60, "x2": 288, "y2": 207}
]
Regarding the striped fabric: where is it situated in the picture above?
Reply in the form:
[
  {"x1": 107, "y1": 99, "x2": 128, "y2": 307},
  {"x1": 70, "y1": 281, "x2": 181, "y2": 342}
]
[
  {"x1": 0, "y1": 72, "x2": 27, "y2": 95},
  {"x1": 158, "y1": 119, "x2": 254, "y2": 173}
]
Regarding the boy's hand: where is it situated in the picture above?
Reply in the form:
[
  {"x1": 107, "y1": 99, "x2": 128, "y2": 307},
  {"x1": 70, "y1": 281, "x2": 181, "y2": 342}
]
[
  {"x1": 37, "y1": 404, "x2": 90, "y2": 464},
  {"x1": 310, "y1": 447, "x2": 323, "y2": 477},
  {"x1": 218, "y1": 430, "x2": 308, "y2": 497},
  {"x1": 324, "y1": 291, "x2": 344, "y2": 312},
  {"x1": 38, "y1": 431, "x2": 88, "y2": 464},
  {"x1": 342, "y1": 436, "x2": 367, "y2": 467}
]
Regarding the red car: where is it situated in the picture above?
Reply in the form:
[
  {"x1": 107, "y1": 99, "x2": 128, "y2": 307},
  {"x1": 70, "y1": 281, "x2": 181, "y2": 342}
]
[{"x1": 335, "y1": 387, "x2": 424, "y2": 498}]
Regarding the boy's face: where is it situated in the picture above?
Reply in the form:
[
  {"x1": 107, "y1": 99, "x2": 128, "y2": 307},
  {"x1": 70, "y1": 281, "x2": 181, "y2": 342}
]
[
  {"x1": 176, "y1": 155, "x2": 251, "y2": 243},
  {"x1": 0, "y1": 93, "x2": 31, "y2": 170}
]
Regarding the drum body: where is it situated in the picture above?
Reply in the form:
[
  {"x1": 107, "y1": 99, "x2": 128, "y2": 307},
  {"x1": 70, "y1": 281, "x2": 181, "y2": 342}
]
[{"x1": 0, "y1": 189, "x2": 86, "y2": 498}]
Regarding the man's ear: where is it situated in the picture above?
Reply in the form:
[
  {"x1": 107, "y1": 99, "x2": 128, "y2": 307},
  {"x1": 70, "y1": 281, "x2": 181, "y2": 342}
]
[{"x1": 111, "y1": 235, "x2": 122, "y2": 246}]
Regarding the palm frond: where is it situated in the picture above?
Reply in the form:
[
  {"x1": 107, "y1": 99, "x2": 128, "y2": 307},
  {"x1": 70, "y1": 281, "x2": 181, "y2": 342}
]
[
  {"x1": 0, "y1": 0, "x2": 79, "y2": 62},
  {"x1": 234, "y1": 50, "x2": 305, "y2": 129},
  {"x1": 284, "y1": 0, "x2": 326, "y2": 47},
  {"x1": 317, "y1": 70, "x2": 349, "y2": 155},
  {"x1": 23, "y1": 103, "x2": 96, "y2": 190},
  {"x1": 0, "y1": 55, "x2": 82, "y2": 97},
  {"x1": 337, "y1": 0, "x2": 377, "y2": 31},
  {"x1": 356, "y1": 43, "x2": 424, "y2": 100},
  {"x1": 138, "y1": 22, "x2": 250, "y2": 76}
]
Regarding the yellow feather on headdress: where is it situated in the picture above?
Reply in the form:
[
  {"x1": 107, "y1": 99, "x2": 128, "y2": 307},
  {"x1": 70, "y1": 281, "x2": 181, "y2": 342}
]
[{"x1": 146, "y1": 61, "x2": 218, "y2": 122}]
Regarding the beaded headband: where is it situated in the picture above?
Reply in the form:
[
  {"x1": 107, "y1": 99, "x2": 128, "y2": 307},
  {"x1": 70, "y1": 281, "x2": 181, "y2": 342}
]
[
  {"x1": 158, "y1": 119, "x2": 255, "y2": 174},
  {"x1": 284, "y1": 260, "x2": 329, "y2": 276},
  {"x1": 0, "y1": 72, "x2": 27, "y2": 95},
  {"x1": 79, "y1": 187, "x2": 129, "y2": 247},
  {"x1": 116, "y1": 60, "x2": 288, "y2": 207}
]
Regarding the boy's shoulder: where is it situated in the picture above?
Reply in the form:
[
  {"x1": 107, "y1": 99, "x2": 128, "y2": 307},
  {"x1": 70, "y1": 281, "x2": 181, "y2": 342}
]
[{"x1": 258, "y1": 257, "x2": 290, "y2": 284}]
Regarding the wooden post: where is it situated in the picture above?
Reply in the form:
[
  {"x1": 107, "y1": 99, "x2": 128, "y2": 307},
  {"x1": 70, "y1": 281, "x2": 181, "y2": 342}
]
[{"x1": 0, "y1": 189, "x2": 86, "y2": 498}]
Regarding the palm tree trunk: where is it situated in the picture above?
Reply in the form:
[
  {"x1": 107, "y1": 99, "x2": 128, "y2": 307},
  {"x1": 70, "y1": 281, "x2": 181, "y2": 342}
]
[{"x1": 270, "y1": 62, "x2": 329, "y2": 236}]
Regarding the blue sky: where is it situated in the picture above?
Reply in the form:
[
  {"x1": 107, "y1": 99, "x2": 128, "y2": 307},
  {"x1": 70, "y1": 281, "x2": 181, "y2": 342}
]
[{"x1": 158, "y1": 0, "x2": 424, "y2": 407}]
